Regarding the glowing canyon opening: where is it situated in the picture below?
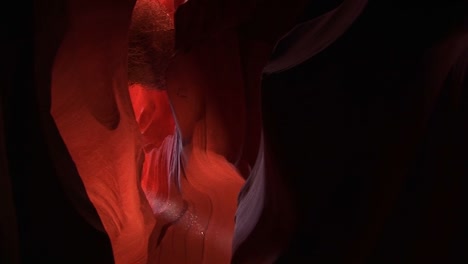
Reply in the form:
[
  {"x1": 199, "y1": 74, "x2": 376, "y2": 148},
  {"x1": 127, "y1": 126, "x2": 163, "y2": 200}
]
[
  {"x1": 51, "y1": 0, "x2": 251, "y2": 263},
  {"x1": 2, "y1": 0, "x2": 467, "y2": 263}
]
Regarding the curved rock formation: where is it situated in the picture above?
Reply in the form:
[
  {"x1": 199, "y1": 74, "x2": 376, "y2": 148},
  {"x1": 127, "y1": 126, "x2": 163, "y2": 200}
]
[{"x1": 2, "y1": 0, "x2": 466, "y2": 263}]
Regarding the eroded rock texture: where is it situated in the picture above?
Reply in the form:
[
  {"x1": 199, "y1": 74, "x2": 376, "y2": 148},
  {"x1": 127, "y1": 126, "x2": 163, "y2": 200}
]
[
  {"x1": 2, "y1": 0, "x2": 467, "y2": 263},
  {"x1": 51, "y1": 0, "x2": 251, "y2": 262}
]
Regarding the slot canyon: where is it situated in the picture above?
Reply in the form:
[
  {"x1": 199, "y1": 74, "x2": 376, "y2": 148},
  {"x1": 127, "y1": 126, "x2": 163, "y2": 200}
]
[{"x1": 1, "y1": 0, "x2": 467, "y2": 263}]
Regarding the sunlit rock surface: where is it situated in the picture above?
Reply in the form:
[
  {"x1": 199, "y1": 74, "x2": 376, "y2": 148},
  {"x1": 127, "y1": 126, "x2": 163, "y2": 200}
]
[
  {"x1": 3, "y1": 0, "x2": 466, "y2": 263},
  {"x1": 51, "y1": 0, "x2": 246, "y2": 263}
]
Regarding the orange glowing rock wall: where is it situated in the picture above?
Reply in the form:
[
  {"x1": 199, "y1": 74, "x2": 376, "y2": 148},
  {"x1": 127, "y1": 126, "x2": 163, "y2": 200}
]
[
  {"x1": 49, "y1": 0, "x2": 317, "y2": 262},
  {"x1": 51, "y1": 0, "x2": 250, "y2": 263},
  {"x1": 3, "y1": 0, "x2": 467, "y2": 263},
  {"x1": 51, "y1": 2, "x2": 154, "y2": 262}
]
